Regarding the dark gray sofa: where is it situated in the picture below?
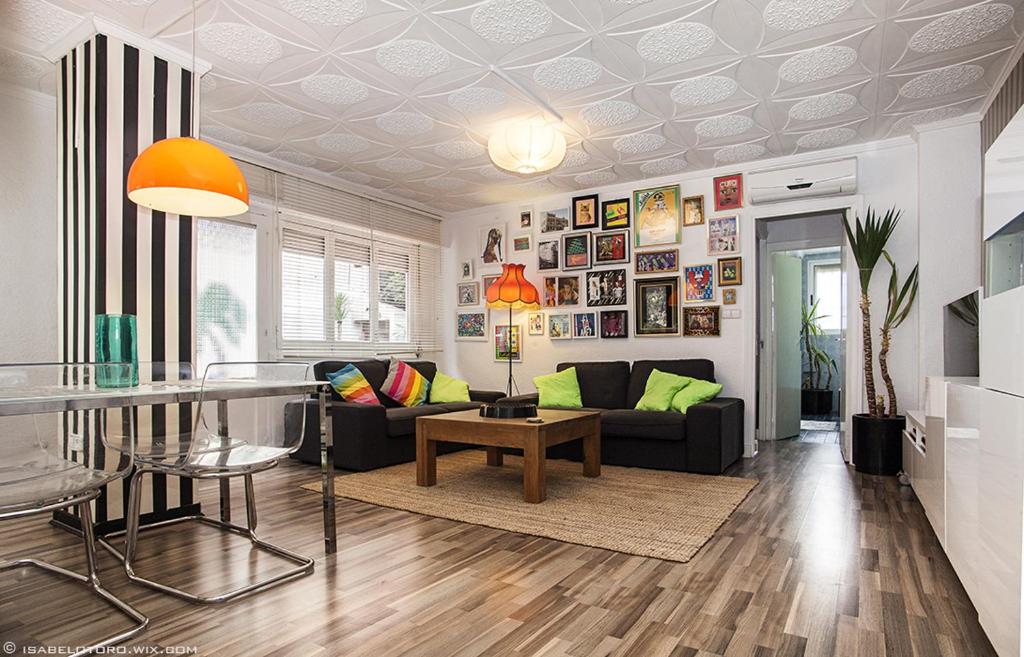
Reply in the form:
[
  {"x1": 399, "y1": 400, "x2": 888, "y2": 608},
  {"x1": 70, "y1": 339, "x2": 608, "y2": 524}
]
[
  {"x1": 503, "y1": 359, "x2": 744, "y2": 474},
  {"x1": 288, "y1": 360, "x2": 504, "y2": 471}
]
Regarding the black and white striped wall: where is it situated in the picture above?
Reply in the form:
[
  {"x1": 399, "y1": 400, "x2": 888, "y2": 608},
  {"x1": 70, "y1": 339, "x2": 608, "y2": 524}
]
[{"x1": 57, "y1": 33, "x2": 197, "y2": 528}]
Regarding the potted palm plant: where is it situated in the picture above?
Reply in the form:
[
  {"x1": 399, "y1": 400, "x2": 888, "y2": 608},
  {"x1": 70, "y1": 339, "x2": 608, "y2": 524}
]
[
  {"x1": 800, "y1": 300, "x2": 838, "y2": 415},
  {"x1": 843, "y1": 207, "x2": 919, "y2": 475}
]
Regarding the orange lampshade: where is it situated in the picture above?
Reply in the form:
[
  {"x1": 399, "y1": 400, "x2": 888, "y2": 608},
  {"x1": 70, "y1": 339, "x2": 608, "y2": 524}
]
[
  {"x1": 127, "y1": 137, "x2": 249, "y2": 217},
  {"x1": 486, "y1": 263, "x2": 541, "y2": 310}
]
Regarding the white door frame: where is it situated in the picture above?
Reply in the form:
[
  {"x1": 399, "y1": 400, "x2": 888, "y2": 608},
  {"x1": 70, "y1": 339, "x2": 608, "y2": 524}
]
[{"x1": 747, "y1": 194, "x2": 864, "y2": 462}]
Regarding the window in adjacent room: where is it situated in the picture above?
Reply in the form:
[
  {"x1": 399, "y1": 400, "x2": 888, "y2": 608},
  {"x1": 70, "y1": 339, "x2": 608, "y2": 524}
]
[{"x1": 810, "y1": 260, "x2": 841, "y2": 332}]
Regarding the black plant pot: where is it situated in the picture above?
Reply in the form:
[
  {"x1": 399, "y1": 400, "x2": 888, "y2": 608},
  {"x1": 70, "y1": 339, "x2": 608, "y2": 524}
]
[
  {"x1": 801, "y1": 389, "x2": 834, "y2": 415},
  {"x1": 852, "y1": 414, "x2": 905, "y2": 476}
]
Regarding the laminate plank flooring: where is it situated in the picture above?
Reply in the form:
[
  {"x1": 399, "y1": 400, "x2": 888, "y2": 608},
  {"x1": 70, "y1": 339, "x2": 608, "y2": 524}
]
[{"x1": 0, "y1": 441, "x2": 996, "y2": 657}]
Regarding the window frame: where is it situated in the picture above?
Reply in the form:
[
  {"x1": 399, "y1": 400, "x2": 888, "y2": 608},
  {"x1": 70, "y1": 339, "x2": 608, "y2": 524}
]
[{"x1": 808, "y1": 258, "x2": 842, "y2": 332}]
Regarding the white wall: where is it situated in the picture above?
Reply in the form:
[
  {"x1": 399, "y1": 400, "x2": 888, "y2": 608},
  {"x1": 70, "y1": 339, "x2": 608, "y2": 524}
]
[
  {"x1": 441, "y1": 138, "x2": 922, "y2": 457},
  {"x1": 0, "y1": 84, "x2": 58, "y2": 362}
]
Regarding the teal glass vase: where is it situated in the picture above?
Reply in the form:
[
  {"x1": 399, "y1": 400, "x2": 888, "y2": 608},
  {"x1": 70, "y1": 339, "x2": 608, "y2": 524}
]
[{"x1": 95, "y1": 314, "x2": 139, "y2": 387}]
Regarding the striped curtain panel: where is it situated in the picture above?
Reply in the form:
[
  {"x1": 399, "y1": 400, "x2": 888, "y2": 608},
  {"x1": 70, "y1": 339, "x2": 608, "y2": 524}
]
[{"x1": 57, "y1": 33, "x2": 197, "y2": 527}]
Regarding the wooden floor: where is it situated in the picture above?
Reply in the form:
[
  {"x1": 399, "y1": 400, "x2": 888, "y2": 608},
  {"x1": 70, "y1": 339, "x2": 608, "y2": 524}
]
[{"x1": 0, "y1": 440, "x2": 996, "y2": 657}]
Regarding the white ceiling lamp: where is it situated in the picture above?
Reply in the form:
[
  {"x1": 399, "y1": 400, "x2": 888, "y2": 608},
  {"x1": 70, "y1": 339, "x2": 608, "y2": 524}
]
[{"x1": 486, "y1": 65, "x2": 568, "y2": 175}]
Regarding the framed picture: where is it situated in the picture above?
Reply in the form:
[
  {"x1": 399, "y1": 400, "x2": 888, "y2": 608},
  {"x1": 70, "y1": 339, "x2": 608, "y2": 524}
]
[
  {"x1": 594, "y1": 230, "x2": 630, "y2": 265},
  {"x1": 635, "y1": 277, "x2": 679, "y2": 336},
  {"x1": 538, "y1": 239, "x2": 559, "y2": 270},
  {"x1": 633, "y1": 185, "x2": 681, "y2": 248},
  {"x1": 586, "y1": 269, "x2": 627, "y2": 307},
  {"x1": 548, "y1": 313, "x2": 571, "y2": 339},
  {"x1": 683, "y1": 305, "x2": 721, "y2": 337},
  {"x1": 707, "y1": 215, "x2": 739, "y2": 256},
  {"x1": 684, "y1": 264, "x2": 715, "y2": 303},
  {"x1": 718, "y1": 256, "x2": 742, "y2": 286},
  {"x1": 527, "y1": 312, "x2": 545, "y2": 335},
  {"x1": 540, "y1": 207, "x2": 570, "y2": 233},
  {"x1": 455, "y1": 311, "x2": 487, "y2": 341},
  {"x1": 713, "y1": 174, "x2": 743, "y2": 211},
  {"x1": 457, "y1": 282, "x2": 479, "y2": 306},
  {"x1": 572, "y1": 312, "x2": 598, "y2": 339},
  {"x1": 482, "y1": 274, "x2": 500, "y2": 296},
  {"x1": 480, "y1": 223, "x2": 506, "y2": 265},
  {"x1": 572, "y1": 194, "x2": 599, "y2": 230},
  {"x1": 601, "y1": 198, "x2": 630, "y2": 230},
  {"x1": 513, "y1": 234, "x2": 532, "y2": 253},
  {"x1": 683, "y1": 195, "x2": 705, "y2": 226},
  {"x1": 543, "y1": 276, "x2": 558, "y2": 307},
  {"x1": 557, "y1": 275, "x2": 580, "y2": 306},
  {"x1": 459, "y1": 260, "x2": 474, "y2": 280},
  {"x1": 520, "y1": 206, "x2": 533, "y2": 229},
  {"x1": 722, "y1": 288, "x2": 737, "y2": 305},
  {"x1": 634, "y1": 249, "x2": 679, "y2": 275},
  {"x1": 494, "y1": 324, "x2": 522, "y2": 362},
  {"x1": 562, "y1": 232, "x2": 592, "y2": 270},
  {"x1": 600, "y1": 310, "x2": 628, "y2": 338}
]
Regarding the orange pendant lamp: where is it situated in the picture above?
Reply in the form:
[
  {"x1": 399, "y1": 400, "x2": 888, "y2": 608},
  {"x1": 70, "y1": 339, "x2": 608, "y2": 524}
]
[{"x1": 127, "y1": 137, "x2": 249, "y2": 217}]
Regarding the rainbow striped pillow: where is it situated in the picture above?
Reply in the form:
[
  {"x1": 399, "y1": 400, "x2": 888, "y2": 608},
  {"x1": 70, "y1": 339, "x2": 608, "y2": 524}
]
[
  {"x1": 380, "y1": 359, "x2": 430, "y2": 407},
  {"x1": 326, "y1": 365, "x2": 381, "y2": 406}
]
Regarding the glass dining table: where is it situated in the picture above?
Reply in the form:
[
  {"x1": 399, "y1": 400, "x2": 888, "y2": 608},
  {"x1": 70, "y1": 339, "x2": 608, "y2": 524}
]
[{"x1": 0, "y1": 378, "x2": 339, "y2": 554}]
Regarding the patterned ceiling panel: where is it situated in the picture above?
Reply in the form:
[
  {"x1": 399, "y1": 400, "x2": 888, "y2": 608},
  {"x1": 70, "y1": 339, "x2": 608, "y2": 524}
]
[{"x1": 3, "y1": 0, "x2": 1023, "y2": 212}]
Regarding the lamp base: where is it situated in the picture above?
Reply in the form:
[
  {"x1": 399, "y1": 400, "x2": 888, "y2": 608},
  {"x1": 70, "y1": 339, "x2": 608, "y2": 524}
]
[{"x1": 480, "y1": 401, "x2": 538, "y2": 419}]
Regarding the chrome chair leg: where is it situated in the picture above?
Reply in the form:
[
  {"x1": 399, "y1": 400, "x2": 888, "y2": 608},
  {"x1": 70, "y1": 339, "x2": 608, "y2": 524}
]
[
  {"x1": 100, "y1": 467, "x2": 314, "y2": 604},
  {"x1": 1, "y1": 500, "x2": 149, "y2": 657}
]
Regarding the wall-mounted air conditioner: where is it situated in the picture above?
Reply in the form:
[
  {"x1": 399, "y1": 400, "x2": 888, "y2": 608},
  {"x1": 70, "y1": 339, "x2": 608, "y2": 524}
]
[{"x1": 747, "y1": 157, "x2": 857, "y2": 205}]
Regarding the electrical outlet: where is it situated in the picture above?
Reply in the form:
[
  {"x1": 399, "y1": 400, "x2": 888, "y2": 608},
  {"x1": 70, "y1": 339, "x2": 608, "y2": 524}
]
[
  {"x1": 69, "y1": 432, "x2": 84, "y2": 452},
  {"x1": 723, "y1": 309, "x2": 742, "y2": 319}
]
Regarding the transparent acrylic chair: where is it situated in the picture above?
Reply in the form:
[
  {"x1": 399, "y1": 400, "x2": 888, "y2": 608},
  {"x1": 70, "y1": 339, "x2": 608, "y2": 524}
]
[
  {"x1": 100, "y1": 361, "x2": 314, "y2": 604},
  {"x1": 0, "y1": 363, "x2": 148, "y2": 656}
]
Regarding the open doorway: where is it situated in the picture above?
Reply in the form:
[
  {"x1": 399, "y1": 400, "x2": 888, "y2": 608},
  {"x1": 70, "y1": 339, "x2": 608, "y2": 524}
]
[{"x1": 756, "y1": 210, "x2": 847, "y2": 451}]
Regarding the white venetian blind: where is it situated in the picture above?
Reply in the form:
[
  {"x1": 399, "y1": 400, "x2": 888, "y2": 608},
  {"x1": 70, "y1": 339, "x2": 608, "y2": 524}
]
[{"x1": 280, "y1": 227, "x2": 326, "y2": 342}]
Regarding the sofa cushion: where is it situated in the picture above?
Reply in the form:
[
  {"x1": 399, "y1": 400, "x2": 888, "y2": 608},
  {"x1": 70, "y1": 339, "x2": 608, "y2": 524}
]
[
  {"x1": 326, "y1": 364, "x2": 382, "y2": 406},
  {"x1": 635, "y1": 370, "x2": 693, "y2": 412},
  {"x1": 672, "y1": 379, "x2": 723, "y2": 413},
  {"x1": 385, "y1": 405, "x2": 449, "y2": 437},
  {"x1": 600, "y1": 409, "x2": 686, "y2": 441},
  {"x1": 380, "y1": 359, "x2": 430, "y2": 407},
  {"x1": 535, "y1": 368, "x2": 583, "y2": 408},
  {"x1": 429, "y1": 372, "x2": 471, "y2": 403},
  {"x1": 627, "y1": 360, "x2": 716, "y2": 409},
  {"x1": 315, "y1": 360, "x2": 437, "y2": 408},
  {"x1": 555, "y1": 361, "x2": 630, "y2": 409}
]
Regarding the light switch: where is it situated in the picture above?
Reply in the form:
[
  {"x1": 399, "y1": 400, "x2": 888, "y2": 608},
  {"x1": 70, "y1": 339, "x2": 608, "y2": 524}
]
[{"x1": 723, "y1": 308, "x2": 741, "y2": 319}]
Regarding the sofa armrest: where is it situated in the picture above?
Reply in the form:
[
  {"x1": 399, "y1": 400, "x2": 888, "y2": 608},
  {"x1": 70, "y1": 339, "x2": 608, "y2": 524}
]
[
  {"x1": 685, "y1": 397, "x2": 744, "y2": 474},
  {"x1": 499, "y1": 393, "x2": 540, "y2": 405},
  {"x1": 288, "y1": 398, "x2": 388, "y2": 470},
  {"x1": 470, "y1": 389, "x2": 505, "y2": 404}
]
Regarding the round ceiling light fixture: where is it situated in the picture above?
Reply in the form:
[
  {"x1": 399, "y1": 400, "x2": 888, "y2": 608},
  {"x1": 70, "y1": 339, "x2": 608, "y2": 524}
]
[{"x1": 487, "y1": 120, "x2": 567, "y2": 174}]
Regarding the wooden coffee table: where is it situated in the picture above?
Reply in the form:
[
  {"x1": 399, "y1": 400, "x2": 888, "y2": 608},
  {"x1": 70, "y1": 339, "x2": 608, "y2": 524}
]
[{"x1": 415, "y1": 409, "x2": 601, "y2": 503}]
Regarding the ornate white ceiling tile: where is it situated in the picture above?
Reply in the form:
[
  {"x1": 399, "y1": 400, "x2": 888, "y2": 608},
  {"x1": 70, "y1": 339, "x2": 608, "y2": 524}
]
[
  {"x1": 574, "y1": 171, "x2": 617, "y2": 186},
  {"x1": 104, "y1": 0, "x2": 156, "y2": 5},
  {"x1": 316, "y1": 133, "x2": 370, "y2": 153},
  {"x1": 560, "y1": 150, "x2": 590, "y2": 168},
  {"x1": 636, "y1": 23, "x2": 716, "y2": 64},
  {"x1": 300, "y1": 74, "x2": 369, "y2": 105},
  {"x1": 376, "y1": 40, "x2": 450, "y2": 78},
  {"x1": 448, "y1": 86, "x2": 507, "y2": 114},
  {"x1": 670, "y1": 76, "x2": 738, "y2": 106},
  {"x1": 470, "y1": 0, "x2": 552, "y2": 45},
  {"x1": 788, "y1": 92, "x2": 857, "y2": 121},
  {"x1": 899, "y1": 64, "x2": 985, "y2": 99},
  {"x1": 478, "y1": 167, "x2": 518, "y2": 180},
  {"x1": 778, "y1": 46, "x2": 857, "y2": 83},
  {"x1": 795, "y1": 127, "x2": 857, "y2": 149},
  {"x1": 199, "y1": 23, "x2": 283, "y2": 65},
  {"x1": 763, "y1": 0, "x2": 855, "y2": 31},
  {"x1": 201, "y1": 125, "x2": 250, "y2": 146},
  {"x1": 612, "y1": 133, "x2": 667, "y2": 154},
  {"x1": 7, "y1": 0, "x2": 80, "y2": 45},
  {"x1": 891, "y1": 107, "x2": 964, "y2": 132},
  {"x1": 908, "y1": 4, "x2": 1014, "y2": 54},
  {"x1": 434, "y1": 141, "x2": 485, "y2": 160},
  {"x1": 275, "y1": 151, "x2": 318, "y2": 167},
  {"x1": 278, "y1": 0, "x2": 366, "y2": 26},
  {"x1": 0, "y1": 48, "x2": 45, "y2": 79},
  {"x1": 695, "y1": 114, "x2": 754, "y2": 139},
  {"x1": 200, "y1": 74, "x2": 217, "y2": 93},
  {"x1": 640, "y1": 158, "x2": 688, "y2": 175},
  {"x1": 338, "y1": 170, "x2": 374, "y2": 185},
  {"x1": 714, "y1": 143, "x2": 767, "y2": 163},
  {"x1": 534, "y1": 57, "x2": 603, "y2": 91},
  {"x1": 580, "y1": 100, "x2": 641, "y2": 126},
  {"x1": 424, "y1": 177, "x2": 469, "y2": 191},
  {"x1": 376, "y1": 158, "x2": 425, "y2": 174},
  {"x1": 376, "y1": 111, "x2": 434, "y2": 136},
  {"x1": 239, "y1": 102, "x2": 305, "y2": 128}
]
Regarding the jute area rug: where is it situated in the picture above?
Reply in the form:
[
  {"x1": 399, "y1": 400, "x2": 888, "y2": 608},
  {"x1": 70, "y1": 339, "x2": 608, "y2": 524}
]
[{"x1": 302, "y1": 451, "x2": 756, "y2": 562}]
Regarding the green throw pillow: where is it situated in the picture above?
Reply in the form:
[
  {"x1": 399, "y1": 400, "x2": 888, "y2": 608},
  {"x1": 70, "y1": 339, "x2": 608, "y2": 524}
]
[
  {"x1": 635, "y1": 369, "x2": 693, "y2": 412},
  {"x1": 428, "y1": 371, "x2": 471, "y2": 403},
  {"x1": 671, "y1": 379, "x2": 723, "y2": 414},
  {"x1": 534, "y1": 368, "x2": 583, "y2": 408}
]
